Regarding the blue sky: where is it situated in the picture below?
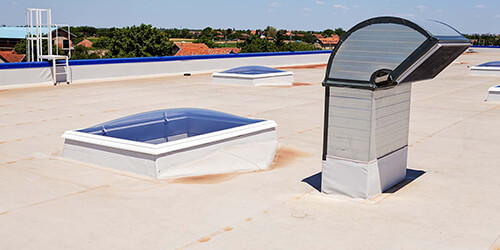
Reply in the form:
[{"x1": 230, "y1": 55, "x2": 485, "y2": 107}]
[{"x1": 1, "y1": 0, "x2": 499, "y2": 34}]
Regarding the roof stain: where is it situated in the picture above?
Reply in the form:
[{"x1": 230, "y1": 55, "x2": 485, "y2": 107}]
[
  {"x1": 198, "y1": 237, "x2": 211, "y2": 243},
  {"x1": 269, "y1": 145, "x2": 312, "y2": 169},
  {"x1": 169, "y1": 146, "x2": 310, "y2": 184},
  {"x1": 292, "y1": 82, "x2": 314, "y2": 86},
  {"x1": 169, "y1": 172, "x2": 238, "y2": 185}
]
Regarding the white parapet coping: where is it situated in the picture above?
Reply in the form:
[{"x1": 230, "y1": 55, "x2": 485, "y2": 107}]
[
  {"x1": 212, "y1": 71, "x2": 294, "y2": 86},
  {"x1": 0, "y1": 51, "x2": 330, "y2": 88},
  {"x1": 62, "y1": 120, "x2": 277, "y2": 155}
]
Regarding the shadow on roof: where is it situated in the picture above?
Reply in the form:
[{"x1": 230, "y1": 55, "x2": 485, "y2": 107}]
[{"x1": 301, "y1": 169, "x2": 426, "y2": 193}]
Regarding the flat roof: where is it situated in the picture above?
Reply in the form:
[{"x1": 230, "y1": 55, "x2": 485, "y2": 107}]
[
  {"x1": 1, "y1": 49, "x2": 500, "y2": 249},
  {"x1": 0, "y1": 26, "x2": 58, "y2": 39},
  {"x1": 0, "y1": 27, "x2": 28, "y2": 39}
]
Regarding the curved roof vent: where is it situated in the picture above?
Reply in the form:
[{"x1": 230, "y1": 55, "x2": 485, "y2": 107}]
[
  {"x1": 321, "y1": 17, "x2": 470, "y2": 199},
  {"x1": 323, "y1": 16, "x2": 471, "y2": 89}
]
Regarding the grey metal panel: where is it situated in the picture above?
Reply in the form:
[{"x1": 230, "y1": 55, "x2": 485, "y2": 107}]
[
  {"x1": 373, "y1": 84, "x2": 411, "y2": 158},
  {"x1": 327, "y1": 87, "x2": 374, "y2": 162},
  {"x1": 328, "y1": 116, "x2": 371, "y2": 131},
  {"x1": 326, "y1": 84, "x2": 411, "y2": 161},
  {"x1": 328, "y1": 147, "x2": 371, "y2": 162},
  {"x1": 328, "y1": 126, "x2": 371, "y2": 141},
  {"x1": 328, "y1": 23, "x2": 426, "y2": 82}
]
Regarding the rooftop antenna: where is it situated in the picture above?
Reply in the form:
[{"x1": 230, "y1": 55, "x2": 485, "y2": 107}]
[{"x1": 25, "y1": 8, "x2": 72, "y2": 85}]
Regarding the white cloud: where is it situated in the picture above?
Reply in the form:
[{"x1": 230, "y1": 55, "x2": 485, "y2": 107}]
[
  {"x1": 269, "y1": 2, "x2": 282, "y2": 7},
  {"x1": 267, "y1": 9, "x2": 274, "y2": 13},
  {"x1": 315, "y1": 1, "x2": 324, "y2": 5},
  {"x1": 400, "y1": 13, "x2": 415, "y2": 18},
  {"x1": 303, "y1": 8, "x2": 313, "y2": 11},
  {"x1": 11, "y1": 1, "x2": 17, "y2": 4},
  {"x1": 475, "y1": 4, "x2": 485, "y2": 8},
  {"x1": 417, "y1": 5, "x2": 426, "y2": 12},
  {"x1": 333, "y1": 4, "x2": 349, "y2": 10},
  {"x1": 495, "y1": 14, "x2": 500, "y2": 18}
]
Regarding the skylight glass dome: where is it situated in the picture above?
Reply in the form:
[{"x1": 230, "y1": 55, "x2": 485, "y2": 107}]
[
  {"x1": 470, "y1": 61, "x2": 500, "y2": 76},
  {"x1": 220, "y1": 66, "x2": 286, "y2": 75},
  {"x1": 62, "y1": 108, "x2": 278, "y2": 179},
  {"x1": 213, "y1": 65, "x2": 294, "y2": 86}
]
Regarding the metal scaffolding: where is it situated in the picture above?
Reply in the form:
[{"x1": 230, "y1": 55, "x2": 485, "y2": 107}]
[{"x1": 25, "y1": 8, "x2": 72, "y2": 84}]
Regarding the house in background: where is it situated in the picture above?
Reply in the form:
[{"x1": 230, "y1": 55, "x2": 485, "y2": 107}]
[
  {"x1": 173, "y1": 42, "x2": 239, "y2": 56},
  {"x1": 312, "y1": 33, "x2": 323, "y2": 39},
  {"x1": 0, "y1": 27, "x2": 27, "y2": 51},
  {"x1": 0, "y1": 26, "x2": 78, "y2": 62},
  {"x1": 52, "y1": 28, "x2": 76, "y2": 52},
  {"x1": 77, "y1": 39, "x2": 93, "y2": 48},
  {"x1": 0, "y1": 50, "x2": 25, "y2": 63},
  {"x1": 314, "y1": 34, "x2": 340, "y2": 50}
]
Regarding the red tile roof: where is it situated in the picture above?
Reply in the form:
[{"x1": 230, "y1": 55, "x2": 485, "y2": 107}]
[
  {"x1": 313, "y1": 34, "x2": 323, "y2": 39},
  {"x1": 318, "y1": 35, "x2": 340, "y2": 45},
  {"x1": 174, "y1": 42, "x2": 209, "y2": 56},
  {"x1": 0, "y1": 51, "x2": 25, "y2": 63},
  {"x1": 208, "y1": 47, "x2": 240, "y2": 55},
  {"x1": 174, "y1": 42, "x2": 239, "y2": 56},
  {"x1": 77, "y1": 39, "x2": 93, "y2": 48}
]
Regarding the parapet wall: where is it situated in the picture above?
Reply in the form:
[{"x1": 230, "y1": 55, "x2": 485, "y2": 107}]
[{"x1": 0, "y1": 51, "x2": 331, "y2": 88}]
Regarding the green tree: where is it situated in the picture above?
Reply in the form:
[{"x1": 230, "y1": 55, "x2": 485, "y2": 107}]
[
  {"x1": 275, "y1": 30, "x2": 286, "y2": 48},
  {"x1": 265, "y1": 26, "x2": 277, "y2": 37},
  {"x1": 14, "y1": 39, "x2": 26, "y2": 54},
  {"x1": 201, "y1": 27, "x2": 214, "y2": 38},
  {"x1": 227, "y1": 31, "x2": 242, "y2": 40},
  {"x1": 96, "y1": 27, "x2": 115, "y2": 37},
  {"x1": 279, "y1": 42, "x2": 318, "y2": 52},
  {"x1": 301, "y1": 32, "x2": 317, "y2": 43},
  {"x1": 193, "y1": 36, "x2": 216, "y2": 48},
  {"x1": 106, "y1": 24, "x2": 174, "y2": 58},
  {"x1": 179, "y1": 28, "x2": 191, "y2": 38},
  {"x1": 322, "y1": 29, "x2": 335, "y2": 37},
  {"x1": 93, "y1": 37, "x2": 110, "y2": 49},
  {"x1": 240, "y1": 37, "x2": 278, "y2": 53},
  {"x1": 71, "y1": 45, "x2": 101, "y2": 59},
  {"x1": 71, "y1": 26, "x2": 97, "y2": 37},
  {"x1": 334, "y1": 28, "x2": 346, "y2": 37}
]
